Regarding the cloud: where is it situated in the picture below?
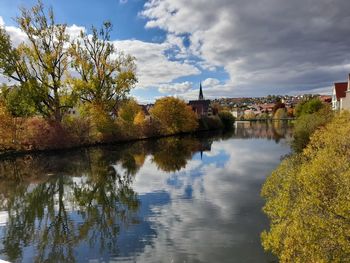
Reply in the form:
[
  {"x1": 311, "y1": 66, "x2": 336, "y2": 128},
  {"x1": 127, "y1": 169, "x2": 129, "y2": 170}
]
[
  {"x1": 202, "y1": 78, "x2": 220, "y2": 87},
  {"x1": 142, "y1": 0, "x2": 350, "y2": 96},
  {"x1": 131, "y1": 138, "x2": 290, "y2": 262},
  {"x1": 114, "y1": 39, "x2": 200, "y2": 88},
  {"x1": 158, "y1": 81, "x2": 192, "y2": 94},
  {"x1": 66, "y1": 24, "x2": 86, "y2": 39},
  {"x1": 0, "y1": 16, "x2": 4, "y2": 26},
  {"x1": 5, "y1": 26, "x2": 27, "y2": 47}
]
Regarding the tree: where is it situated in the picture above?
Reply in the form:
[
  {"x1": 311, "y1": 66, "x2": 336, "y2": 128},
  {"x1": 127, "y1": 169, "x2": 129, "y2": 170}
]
[
  {"x1": 0, "y1": 85, "x2": 36, "y2": 117},
  {"x1": 273, "y1": 108, "x2": 287, "y2": 119},
  {"x1": 262, "y1": 112, "x2": 350, "y2": 262},
  {"x1": 133, "y1": 110, "x2": 145, "y2": 126},
  {"x1": 0, "y1": 1, "x2": 73, "y2": 122},
  {"x1": 0, "y1": 102, "x2": 16, "y2": 149},
  {"x1": 150, "y1": 97, "x2": 198, "y2": 134},
  {"x1": 295, "y1": 97, "x2": 324, "y2": 117},
  {"x1": 69, "y1": 22, "x2": 137, "y2": 114},
  {"x1": 118, "y1": 99, "x2": 141, "y2": 125},
  {"x1": 292, "y1": 101, "x2": 333, "y2": 152},
  {"x1": 218, "y1": 111, "x2": 235, "y2": 129},
  {"x1": 116, "y1": 99, "x2": 142, "y2": 137}
]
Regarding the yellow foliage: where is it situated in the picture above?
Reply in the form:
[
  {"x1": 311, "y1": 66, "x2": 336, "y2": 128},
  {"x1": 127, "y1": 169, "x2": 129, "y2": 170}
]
[
  {"x1": 0, "y1": 104, "x2": 15, "y2": 149},
  {"x1": 133, "y1": 111, "x2": 145, "y2": 126},
  {"x1": 80, "y1": 103, "x2": 116, "y2": 140},
  {"x1": 118, "y1": 99, "x2": 141, "y2": 125},
  {"x1": 150, "y1": 97, "x2": 198, "y2": 134},
  {"x1": 262, "y1": 111, "x2": 350, "y2": 262}
]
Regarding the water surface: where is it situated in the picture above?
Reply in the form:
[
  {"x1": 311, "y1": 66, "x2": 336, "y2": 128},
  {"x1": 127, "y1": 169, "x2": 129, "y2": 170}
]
[{"x1": 0, "y1": 122, "x2": 292, "y2": 262}]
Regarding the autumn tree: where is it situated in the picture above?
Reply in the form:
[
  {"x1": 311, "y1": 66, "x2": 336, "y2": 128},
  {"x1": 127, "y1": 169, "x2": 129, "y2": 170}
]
[
  {"x1": 261, "y1": 111, "x2": 350, "y2": 262},
  {"x1": 0, "y1": 1, "x2": 73, "y2": 122},
  {"x1": 116, "y1": 99, "x2": 142, "y2": 137},
  {"x1": 150, "y1": 97, "x2": 198, "y2": 134},
  {"x1": 273, "y1": 108, "x2": 287, "y2": 119},
  {"x1": 69, "y1": 22, "x2": 137, "y2": 114},
  {"x1": 118, "y1": 99, "x2": 141, "y2": 125}
]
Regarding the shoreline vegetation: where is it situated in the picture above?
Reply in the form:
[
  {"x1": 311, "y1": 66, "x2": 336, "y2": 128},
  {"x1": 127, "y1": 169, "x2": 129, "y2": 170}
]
[
  {"x1": 0, "y1": 121, "x2": 231, "y2": 159},
  {"x1": 261, "y1": 98, "x2": 350, "y2": 262}
]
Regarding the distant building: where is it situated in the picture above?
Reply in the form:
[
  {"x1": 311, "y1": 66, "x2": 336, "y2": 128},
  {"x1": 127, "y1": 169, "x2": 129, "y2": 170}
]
[
  {"x1": 332, "y1": 81, "x2": 348, "y2": 110},
  {"x1": 189, "y1": 83, "x2": 212, "y2": 117},
  {"x1": 139, "y1": 104, "x2": 154, "y2": 116},
  {"x1": 318, "y1": 95, "x2": 332, "y2": 104},
  {"x1": 231, "y1": 108, "x2": 243, "y2": 119}
]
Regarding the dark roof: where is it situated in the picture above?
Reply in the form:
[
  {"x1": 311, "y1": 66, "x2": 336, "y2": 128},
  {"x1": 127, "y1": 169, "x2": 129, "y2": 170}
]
[
  {"x1": 188, "y1": 99, "x2": 210, "y2": 106},
  {"x1": 334, "y1": 82, "x2": 348, "y2": 100}
]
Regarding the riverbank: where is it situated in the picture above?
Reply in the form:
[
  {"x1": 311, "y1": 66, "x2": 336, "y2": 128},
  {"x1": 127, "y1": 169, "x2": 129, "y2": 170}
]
[
  {"x1": 0, "y1": 125, "x2": 230, "y2": 159},
  {"x1": 261, "y1": 106, "x2": 350, "y2": 262}
]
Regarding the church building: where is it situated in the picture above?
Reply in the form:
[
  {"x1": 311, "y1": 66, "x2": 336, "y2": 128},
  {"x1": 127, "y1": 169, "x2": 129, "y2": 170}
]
[{"x1": 188, "y1": 83, "x2": 212, "y2": 117}]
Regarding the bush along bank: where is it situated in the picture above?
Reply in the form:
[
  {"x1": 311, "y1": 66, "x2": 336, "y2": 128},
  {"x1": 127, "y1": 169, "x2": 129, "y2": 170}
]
[
  {"x1": 260, "y1": 98, "x2": 350, "y2": 263},
  {"x1": 0, "y1": 98, "x2": 235, "y2": 155}
]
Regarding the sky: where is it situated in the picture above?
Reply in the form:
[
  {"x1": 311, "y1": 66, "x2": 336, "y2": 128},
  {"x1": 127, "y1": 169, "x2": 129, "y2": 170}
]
[{"x1": 0, "y1": 0, "x2": 350, "y2": 102}]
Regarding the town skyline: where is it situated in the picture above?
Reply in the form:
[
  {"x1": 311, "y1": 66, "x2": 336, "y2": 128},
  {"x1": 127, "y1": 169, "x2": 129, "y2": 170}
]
[{"x1": 0, "y1": 0, "x2": 349, "y2": 103}]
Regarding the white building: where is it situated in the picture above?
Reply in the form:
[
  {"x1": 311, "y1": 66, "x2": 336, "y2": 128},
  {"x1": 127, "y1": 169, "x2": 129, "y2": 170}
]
[
  {"x1": 340, "y1": 74, "x2": 350, "y2": 110},
  {"x1": 332, "y1": 81, "x2": 347, "y2": 111}
]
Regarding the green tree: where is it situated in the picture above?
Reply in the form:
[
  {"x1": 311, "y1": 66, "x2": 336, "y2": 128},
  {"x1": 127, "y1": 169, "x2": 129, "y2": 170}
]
[
  {"x1": 295, "y1": 97, "x2": 324, "y2": 117},
  {"x1": 69, "y1": 22, "x2": 137, "y2": 114},
  {"x1": 150, "y1": 97, "x2": 198, "y2": 134},
  {"x1": 262, "y1": 111, "x2": 350, "y2": 263},
  {"x1": 0, "y1": 1, "x2": 74, "y2": 122},
  {"x1": 0, "y1": 85, "x2": 36, "y2": 117},
  {"x1": 218, "y1": 111, "x2": 235, "y2": 129},
  {"x1": 292, "y1": 104, "x2": 333, "y2": 152}
]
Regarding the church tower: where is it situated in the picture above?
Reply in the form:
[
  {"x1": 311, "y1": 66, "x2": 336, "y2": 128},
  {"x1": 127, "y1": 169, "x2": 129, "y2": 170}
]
[{"x1": 199, "y1": 82, "x2": 204, "y2": 100}]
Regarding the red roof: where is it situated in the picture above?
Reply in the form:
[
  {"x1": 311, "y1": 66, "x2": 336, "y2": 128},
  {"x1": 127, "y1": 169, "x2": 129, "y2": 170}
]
[{"x1": 334, "y1": 82, "x2": 348, "y2": 100}]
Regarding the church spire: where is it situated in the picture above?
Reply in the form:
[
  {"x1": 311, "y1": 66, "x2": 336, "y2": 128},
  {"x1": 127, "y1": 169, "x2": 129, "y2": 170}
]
[{"x1": 199, "y1": 82, "x2": 204, "y2": 100}]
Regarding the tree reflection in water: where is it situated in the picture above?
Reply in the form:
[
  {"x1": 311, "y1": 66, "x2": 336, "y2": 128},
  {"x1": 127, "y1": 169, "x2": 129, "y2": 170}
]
[
  {"x1": 0, "y1": 149, "x2": 140, "y2": 262},
  {"x1": 0, "y1": 122, "x2": 292, "y2": 262}
]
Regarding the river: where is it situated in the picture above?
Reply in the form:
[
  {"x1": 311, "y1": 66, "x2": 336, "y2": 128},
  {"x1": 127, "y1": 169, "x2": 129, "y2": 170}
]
[{"x1": 0, "y1": 121, "x2": 292, "y2": 263}]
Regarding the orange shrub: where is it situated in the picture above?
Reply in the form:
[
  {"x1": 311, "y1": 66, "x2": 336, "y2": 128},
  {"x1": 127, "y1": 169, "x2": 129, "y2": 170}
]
[{"x1": 23, "y1": 117, "x2": 73, "y2": 150}]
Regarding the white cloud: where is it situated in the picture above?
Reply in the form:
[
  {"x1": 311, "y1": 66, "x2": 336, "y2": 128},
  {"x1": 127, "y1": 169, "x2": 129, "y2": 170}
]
[
  {"x1": 158, "y1": 81, "x2": 192, "y2": 94},
  {"x1": 114, "y1": 39, "x2": 200, "y2": 88},
  {"x1": 0, "y1": 16, "x2": 4, "y2": 27},
  {"x1": 202, "y1": 78, "x2": 220, "y2": 87},
  {"x1": 66, "y1": 24, "x2": 86, "y2": 39},
  {"x1": 5, "y1": 26, "x2": 27, "y2": 47},
  {"x1": 142, "y1": 0, "x2": 350, "y2": 96}
]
